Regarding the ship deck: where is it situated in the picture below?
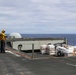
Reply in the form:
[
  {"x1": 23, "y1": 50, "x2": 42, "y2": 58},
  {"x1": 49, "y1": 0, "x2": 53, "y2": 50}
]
[{"x1": 0, "y1": 47, "x2": 76, "y2": 75}]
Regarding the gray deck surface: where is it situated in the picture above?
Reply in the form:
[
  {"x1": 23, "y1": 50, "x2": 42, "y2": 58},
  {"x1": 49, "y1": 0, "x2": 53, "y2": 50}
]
[{"x1": 0, "y1": 50, "x2": 76, "y2": 75}]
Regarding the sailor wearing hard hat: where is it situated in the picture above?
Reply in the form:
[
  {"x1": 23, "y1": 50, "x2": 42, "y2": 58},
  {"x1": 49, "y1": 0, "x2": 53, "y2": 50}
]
[{"x1": 0, "y1": 30, "x2": 6, "y2": 53}]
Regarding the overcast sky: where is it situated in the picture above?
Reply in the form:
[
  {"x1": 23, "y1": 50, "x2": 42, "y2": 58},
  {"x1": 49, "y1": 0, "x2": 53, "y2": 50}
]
[{"x1": 0, "y1": 0, "x2": 76, "y2": 34}]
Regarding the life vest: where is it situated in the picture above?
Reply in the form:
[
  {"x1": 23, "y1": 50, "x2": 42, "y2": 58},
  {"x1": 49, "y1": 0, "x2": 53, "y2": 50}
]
[{"x1": 0, "y1": 32, "x2": 6, "y2": 40}]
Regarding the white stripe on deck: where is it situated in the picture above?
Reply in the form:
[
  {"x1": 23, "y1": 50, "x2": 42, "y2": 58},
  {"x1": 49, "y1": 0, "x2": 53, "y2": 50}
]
[
  {"x1": 66, "y1": 63, "x2": 76, "y2": 67},
  {"x1": 6, "y1": 51, "x2": 21, "y2": 57}
]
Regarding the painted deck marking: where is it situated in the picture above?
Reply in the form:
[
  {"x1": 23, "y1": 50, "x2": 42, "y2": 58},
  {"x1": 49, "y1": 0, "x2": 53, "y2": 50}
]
[
  {"x1": 66, "y1": 63, "x2": 76, "y2": 67},
  {"x1": 6, "y1": 51, "x2": 21, "y2": 57}
]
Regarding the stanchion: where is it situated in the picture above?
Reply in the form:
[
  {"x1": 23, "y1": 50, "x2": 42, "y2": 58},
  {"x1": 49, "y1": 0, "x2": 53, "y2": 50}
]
[
  {"x1": 32, "y1": 44, "x2": 34, "y2": 59},
  {"x1": 64, "y1": 37, "x2": 68, "y2": 45},
  {"x1": 0, "y1": 40, "x2": 1, "y2": 52}
]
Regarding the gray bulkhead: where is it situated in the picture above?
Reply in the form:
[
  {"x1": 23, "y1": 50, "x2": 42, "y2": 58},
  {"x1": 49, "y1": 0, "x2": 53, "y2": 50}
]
[{"x1": 6, "y1": 38, "x2": 67, "y2": 51}]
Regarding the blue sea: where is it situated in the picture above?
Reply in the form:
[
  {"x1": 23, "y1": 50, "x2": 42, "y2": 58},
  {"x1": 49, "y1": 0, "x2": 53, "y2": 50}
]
[{"x1": 21, "y1": 34, "x2": 76, "y2": 46}]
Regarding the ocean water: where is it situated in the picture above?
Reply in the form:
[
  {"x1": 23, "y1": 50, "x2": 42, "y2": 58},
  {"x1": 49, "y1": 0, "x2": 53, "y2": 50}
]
[{"x1": 21, "y1": 34, "x2": 76, "y2": 46}]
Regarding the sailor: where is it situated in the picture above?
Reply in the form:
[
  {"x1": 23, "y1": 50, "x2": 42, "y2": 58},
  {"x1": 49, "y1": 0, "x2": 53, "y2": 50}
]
[{"x1": 0, "y1": 30, "x2": 6, "y2": 53}]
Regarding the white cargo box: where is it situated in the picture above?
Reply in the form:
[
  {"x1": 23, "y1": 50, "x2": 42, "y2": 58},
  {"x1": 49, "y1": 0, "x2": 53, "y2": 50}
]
[
  {"x1": 46, "y1": 45, "x2": 55, "y2": 55},
  {"x1": 40, "y1": 45, "x2": 47, "y2": 54}
]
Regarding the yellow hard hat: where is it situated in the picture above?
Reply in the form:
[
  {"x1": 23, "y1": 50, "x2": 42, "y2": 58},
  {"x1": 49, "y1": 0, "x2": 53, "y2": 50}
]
[{"x1": 2, "y1": 30, "x2": 5, "y2": 33}]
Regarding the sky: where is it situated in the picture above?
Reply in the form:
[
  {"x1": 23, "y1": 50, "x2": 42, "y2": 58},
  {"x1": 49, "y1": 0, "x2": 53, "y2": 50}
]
[{"x1": 0, "y1": 0, "x2": 76, "y2": 34}]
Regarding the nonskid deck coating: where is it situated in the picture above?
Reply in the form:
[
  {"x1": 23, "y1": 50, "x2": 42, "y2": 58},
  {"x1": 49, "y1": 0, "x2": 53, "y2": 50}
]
[{"x1": 0, "y1": 49, "x2": 76, "y2": 75}]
